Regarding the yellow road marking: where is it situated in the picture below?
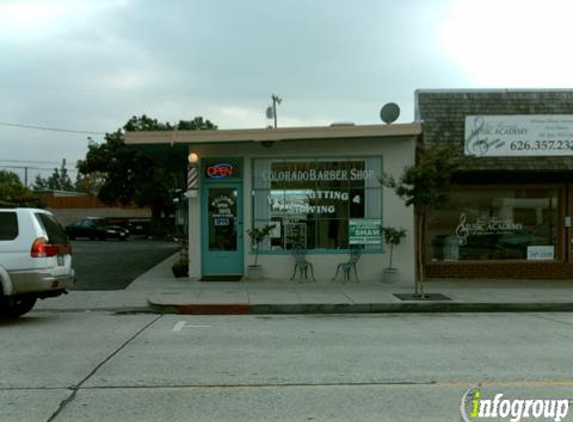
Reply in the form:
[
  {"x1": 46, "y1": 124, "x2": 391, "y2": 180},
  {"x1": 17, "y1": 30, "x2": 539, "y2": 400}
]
[{"x1": 439, "y1": 380, "x2": 573, "y2": 388}]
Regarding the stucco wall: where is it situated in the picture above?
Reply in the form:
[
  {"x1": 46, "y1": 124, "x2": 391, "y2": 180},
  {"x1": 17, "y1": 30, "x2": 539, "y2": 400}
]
[{"x1": 187, "y1": 135, "x2": 416, "y2": 282}]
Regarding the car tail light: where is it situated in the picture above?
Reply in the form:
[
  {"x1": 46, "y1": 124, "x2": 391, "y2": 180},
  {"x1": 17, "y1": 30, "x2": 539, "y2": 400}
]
[
  {"x1": 59, "y1": 244, "x2": 73, "y2": 255},
  {"x1": 31, "y1": 237, "x2": 61, "y2": 258}
]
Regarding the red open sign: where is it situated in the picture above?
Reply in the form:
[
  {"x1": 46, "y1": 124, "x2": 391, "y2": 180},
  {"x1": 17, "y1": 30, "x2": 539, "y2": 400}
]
[{"x1": 206, "y1": 163, "x2": 234, "y2": 179}]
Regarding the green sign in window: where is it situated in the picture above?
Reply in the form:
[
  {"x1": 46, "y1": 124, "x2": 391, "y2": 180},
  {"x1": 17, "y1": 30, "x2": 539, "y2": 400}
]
[{"x1": 349, "y1": 219, "x2": 382, "y2": 245}]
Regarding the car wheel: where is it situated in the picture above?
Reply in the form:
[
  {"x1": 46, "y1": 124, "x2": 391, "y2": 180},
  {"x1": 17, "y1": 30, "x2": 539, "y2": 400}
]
[{"x1": 0, "y1": 296, "x2": 37, "y2": 318}]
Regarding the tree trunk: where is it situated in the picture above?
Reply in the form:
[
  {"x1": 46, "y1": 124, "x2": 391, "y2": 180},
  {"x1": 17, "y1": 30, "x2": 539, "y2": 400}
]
[
  {"x1": 415, "y1": 212, "x2": 426, "y2": 297},
  {"x1": 388, "y1": 244, "x2": 394, "y2": 269},
  {"x1": 150, "y1": 204, "x2": 163, "y2": 237},
  {"x1": 419, "y1": 213, "x2": 426, "y2": 297}
]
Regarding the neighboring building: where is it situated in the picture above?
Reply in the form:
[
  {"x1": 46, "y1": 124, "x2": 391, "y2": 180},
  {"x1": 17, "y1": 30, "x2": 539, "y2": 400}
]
[
  {"x1": 126, "y1": 124, "x2": 420, "y2": 281},
  {"x1": 417, "y1": 89, "x2": 573, "y2": 279}
]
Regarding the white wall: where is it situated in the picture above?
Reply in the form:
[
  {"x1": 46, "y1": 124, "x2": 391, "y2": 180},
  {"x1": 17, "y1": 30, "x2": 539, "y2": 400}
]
[{"x1": 187, "y1": 136, "x2": 416, "y2": 282}]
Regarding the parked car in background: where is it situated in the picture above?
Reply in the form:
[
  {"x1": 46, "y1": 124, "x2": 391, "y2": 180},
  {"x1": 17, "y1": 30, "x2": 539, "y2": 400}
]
[
  {"x1": 65, "y1": 218, "x2": 129, "y2": 241},
  {"x1": 0, "y1": 206, "x2": 75, "y2": 318},
  {"x1": 128, "y1": 218, "x2": 151, "y2": 235}
]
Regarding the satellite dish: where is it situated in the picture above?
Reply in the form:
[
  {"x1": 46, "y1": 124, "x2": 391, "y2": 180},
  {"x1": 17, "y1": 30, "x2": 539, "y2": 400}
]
[{"x1": 380, "y1": 102, "x2": 400, "y2": 124}]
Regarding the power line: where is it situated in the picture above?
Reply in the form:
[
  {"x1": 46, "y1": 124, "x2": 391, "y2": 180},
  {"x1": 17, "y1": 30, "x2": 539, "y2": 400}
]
[
  {"x1": 0, "y1": 165, "x2": 78, "y2": 172},
  {"x1": 0, "y1": 121, "x2": 105, "y2": 135},
  {"x1": 0, "y1": 159, "x2": 63, "y2": 165}
]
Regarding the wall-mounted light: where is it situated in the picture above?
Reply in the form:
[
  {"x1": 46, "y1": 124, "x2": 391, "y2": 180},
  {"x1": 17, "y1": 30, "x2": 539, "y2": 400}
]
[
  {"x1": 185, "y1": 152, "x2": 200, "y2": 198},
  {"x1": 188, "y1": 152, "x2": 199, "y2": 164}
]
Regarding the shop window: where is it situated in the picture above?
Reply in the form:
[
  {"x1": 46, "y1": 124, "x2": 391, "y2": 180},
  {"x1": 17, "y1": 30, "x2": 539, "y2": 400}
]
[
  {"x1": 427, "y1": 187, "x2": 559, "y2": 261},
  {"x1": 253, "y1": 158, "x2": 383, "y2": 251}
]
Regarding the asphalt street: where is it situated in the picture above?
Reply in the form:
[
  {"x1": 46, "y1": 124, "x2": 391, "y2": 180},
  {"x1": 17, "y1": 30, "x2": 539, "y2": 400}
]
[
  {"x1": 70, "y1": 238, "x2": 180, "y2": 291},
  {"x1": 2, "y1": 312, "x2": 573, "y2": 422}
]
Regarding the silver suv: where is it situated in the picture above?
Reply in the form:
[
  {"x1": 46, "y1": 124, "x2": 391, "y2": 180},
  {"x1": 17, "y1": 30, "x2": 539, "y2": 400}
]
[{"x1": 0, "y1": 207, "x2": 75, "y2": 318}]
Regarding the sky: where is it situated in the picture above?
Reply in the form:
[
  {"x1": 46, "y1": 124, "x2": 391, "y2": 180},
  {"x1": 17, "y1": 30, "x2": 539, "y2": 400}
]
[{"x1": 3, "y1": 0, "x2": 573, "y2": 183}]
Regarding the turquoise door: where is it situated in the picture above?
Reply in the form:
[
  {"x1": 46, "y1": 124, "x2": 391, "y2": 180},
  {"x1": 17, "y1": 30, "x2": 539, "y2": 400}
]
[{"x1": 201, "y1": 183, "x2": 244, "y2": 276}]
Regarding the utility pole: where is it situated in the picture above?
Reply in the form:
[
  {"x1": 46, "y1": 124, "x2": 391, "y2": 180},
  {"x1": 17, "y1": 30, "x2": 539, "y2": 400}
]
[{"x1": 266, "y1": 94, "x2": 282, "y2": 128}]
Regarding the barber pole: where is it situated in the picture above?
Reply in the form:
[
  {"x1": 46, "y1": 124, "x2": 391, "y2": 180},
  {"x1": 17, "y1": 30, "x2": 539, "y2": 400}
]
[{"x1": 187, "y1": 165, "x2": 199, "y2": 190}]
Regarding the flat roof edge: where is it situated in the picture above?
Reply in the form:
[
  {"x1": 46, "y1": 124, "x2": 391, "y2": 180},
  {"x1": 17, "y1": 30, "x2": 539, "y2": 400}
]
[
  {"x1": 125, "y1": 123, "x2": 421, "y2": 145},
  {"x1": 415, "y1": 88, "x2": 573, "y2": 95}
]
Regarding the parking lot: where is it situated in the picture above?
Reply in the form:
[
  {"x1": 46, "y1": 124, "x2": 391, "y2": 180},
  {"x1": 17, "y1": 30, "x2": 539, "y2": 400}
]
[{"x1": 70, "y1": 237, "x2": 180, "y2": 290}]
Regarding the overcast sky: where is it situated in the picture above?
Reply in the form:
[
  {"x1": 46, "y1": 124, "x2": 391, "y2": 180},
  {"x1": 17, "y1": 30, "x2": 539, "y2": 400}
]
[{"x1": 2, "y1": 0, "x2": 573, "y2": 181}]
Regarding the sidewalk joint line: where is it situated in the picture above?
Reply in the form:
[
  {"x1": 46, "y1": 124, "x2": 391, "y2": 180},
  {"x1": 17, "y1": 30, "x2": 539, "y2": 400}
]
[
  {"x1": 46, "y1": 314, "x2": 163, "y2": 422},
  {"x1": 526, "y1": 314, "x2": 573, "y2": 327}
]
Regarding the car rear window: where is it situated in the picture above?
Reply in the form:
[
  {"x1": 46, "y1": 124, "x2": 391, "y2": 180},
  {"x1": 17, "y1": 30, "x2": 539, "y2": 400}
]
[
  {"x1": 35, "y1": 213, "x2": 68, "y2": 244},
  {"x1": 0, "y1": 212, "x2": 18, "y2": 240}
]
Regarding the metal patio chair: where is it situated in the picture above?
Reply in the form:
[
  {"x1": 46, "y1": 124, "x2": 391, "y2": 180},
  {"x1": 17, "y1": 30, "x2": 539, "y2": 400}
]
[
  {"x1": 332, "y1": 247, "x2": 362, "y2": 282},
  {"x1": 290, "y1": 244, "x2": 316, "y2": 282}
]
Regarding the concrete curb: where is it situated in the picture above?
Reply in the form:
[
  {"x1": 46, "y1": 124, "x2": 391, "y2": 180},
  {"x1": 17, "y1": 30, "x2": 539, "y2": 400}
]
[
  {"x1": 147, "y1": 300, "x2": 573, "y2": 315},
  {"x1": 148, "y1": 301, "x2": 250, "y2": 315}
]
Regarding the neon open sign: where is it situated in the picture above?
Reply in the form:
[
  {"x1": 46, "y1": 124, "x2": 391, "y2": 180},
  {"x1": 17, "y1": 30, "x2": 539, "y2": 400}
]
[{"x1": 206, "y1": 163, "x2": 234, "y2": 179}]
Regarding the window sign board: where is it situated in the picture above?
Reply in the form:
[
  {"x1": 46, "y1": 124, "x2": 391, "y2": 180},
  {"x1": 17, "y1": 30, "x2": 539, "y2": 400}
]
[
  {"x1": 527, "y1": 246, "x2": 554, "y2": 261},
  {"x1": 285, "y1": 223, "x2": 307, "y2": 249},
  {"x1": 465, "y1": 115, "x2": 573, "y2": 157},
  {"x1": 270, "y1": 221, "x2": 281, "y2": 239},
  {"x1": 349, "y1": 219, "x2": 382, "y2": 245}
]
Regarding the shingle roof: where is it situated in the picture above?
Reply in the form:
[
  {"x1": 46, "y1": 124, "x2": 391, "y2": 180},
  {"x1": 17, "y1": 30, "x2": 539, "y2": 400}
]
[{"x1": 415, "y1": 89, "x2": 573, "y2": 171}]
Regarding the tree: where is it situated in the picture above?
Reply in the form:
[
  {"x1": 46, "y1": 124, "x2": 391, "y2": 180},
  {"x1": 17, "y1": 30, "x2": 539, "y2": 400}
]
[
  {"x1": 0, "y1": 170, "x2": 44, "y2": 207},
  {"x1": 247, "y1": 224, "x2": 276, "y2": 266},
  {"x1": 74, "y1": 171, "x2": 106, "y2": 195},
  {"x1": 382, "y1": 144, "x2": 465, "y2": 297},
  {"x1": 32, "y1": 174, "x2": 48, "y2": 192},
  {"x1": 33, "y1": 160, "x2": 74, "y2": 192},
  {"x1": 122, "y1": 115, "x2": 216, "y2": 132},
  {"x1": 77, "y1": 115, "x2": 216, "y2": 234}
]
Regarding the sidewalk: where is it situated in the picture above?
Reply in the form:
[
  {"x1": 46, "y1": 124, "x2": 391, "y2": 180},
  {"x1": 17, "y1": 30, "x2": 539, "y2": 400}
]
[{"x1": 34, "y1": 253, "x2": 573, "y2": 315}]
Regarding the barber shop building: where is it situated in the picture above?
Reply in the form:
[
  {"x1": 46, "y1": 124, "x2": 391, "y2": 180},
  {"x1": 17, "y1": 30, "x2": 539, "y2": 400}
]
[{"x1": 126, "y1": 124, "x2": 420, "y2": 281}]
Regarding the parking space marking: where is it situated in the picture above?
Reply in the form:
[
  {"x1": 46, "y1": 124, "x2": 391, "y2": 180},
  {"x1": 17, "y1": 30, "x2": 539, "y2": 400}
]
[{"x1": 172, "y1": 321, "x2": 211, "y2": 332}]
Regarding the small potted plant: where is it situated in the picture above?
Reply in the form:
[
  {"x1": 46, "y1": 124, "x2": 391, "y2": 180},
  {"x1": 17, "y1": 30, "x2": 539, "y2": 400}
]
[
  {"x1": 171, "y1": 238, "x2": 189, "y2": 278},
  {"x1": 382, "y1": 226, "x2": 406, "y2": 283},
  {"x1": 171, "y1": 255, "x2": 189, "y2": 278},
  {"x1": 246, "y1": 223, "x2": 276, "y2": 280}
]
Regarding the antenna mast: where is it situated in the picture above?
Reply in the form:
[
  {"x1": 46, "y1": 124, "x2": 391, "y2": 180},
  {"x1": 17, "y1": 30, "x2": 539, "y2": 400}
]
[{"x1": 270, "y1": 94, "x2": 282, "y2": 128}]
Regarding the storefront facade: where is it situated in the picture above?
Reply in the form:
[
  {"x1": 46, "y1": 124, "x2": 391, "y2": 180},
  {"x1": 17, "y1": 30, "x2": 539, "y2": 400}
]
[
  {"x1": 417, "y1": 89, "x2": 573, "y2": 279},
  {"x1": 126, "y1": 124, "x2": 420, "y2": 281}
]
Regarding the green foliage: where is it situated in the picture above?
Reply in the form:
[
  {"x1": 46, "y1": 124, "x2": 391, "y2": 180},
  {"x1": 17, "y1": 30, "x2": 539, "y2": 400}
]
[
  {"x1": 382, "y1": 143, "x2": 464, "y2": 215},
  {"x1": 0, "y1": 170, "x2": 44, "y2": 207},
  {"x1": 382, "y1": 227, "x2": 407, "y2": 246},
  {"x1": 247, "y1": 224, "x2": 276, "y2": 266},
  {"x1": 382, "y1": 226, "x2": 406, "y2": 269},
  {"x1": 74, "y1": 171, "x2": 106, "y2": 195},
  {"x1": 381, "y1": 143, "x2": 465, "y2": 293},
  {"x1": 33, "y1": 162, "x2": 74, "y2": 192},
  {"x1": 77, "y1": 114, "x2": 216, "y2": 233},
  {"x1": 123, "y1": 115, "x2": 217, "y2": 132},
  {"x1": 171, "y1": 254, "x2": 189, "y2": 277}
]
